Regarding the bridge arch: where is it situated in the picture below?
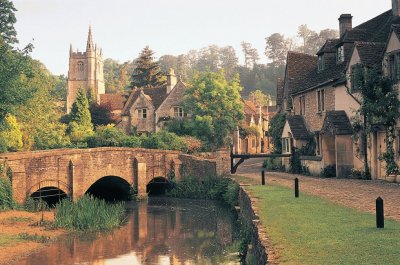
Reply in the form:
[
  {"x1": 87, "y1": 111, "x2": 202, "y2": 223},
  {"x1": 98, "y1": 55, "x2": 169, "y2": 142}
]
[
  {"x1": 146, "y1": 177, "x2": 170, "y2": 196},
  {"x1": 85, "y1": 175, "x2": 132, "y2": 201},
  {"x1": 28, "y1": 180, "x2": 70, "y2": 206}
]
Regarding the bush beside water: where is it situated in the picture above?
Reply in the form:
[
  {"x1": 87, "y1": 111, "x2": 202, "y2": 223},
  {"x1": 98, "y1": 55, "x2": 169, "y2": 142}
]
[
  {"x1": 167, "y1": 176, "x2": 239, "y2": 208},
  {"x1": 53, "y1": 195, "x2": 126, "y2": 231}
]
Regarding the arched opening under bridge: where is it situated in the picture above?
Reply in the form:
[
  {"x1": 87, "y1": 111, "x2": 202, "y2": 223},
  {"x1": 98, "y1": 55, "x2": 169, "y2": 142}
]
[
  {"x1": 85, "y1": 176, "x2": 132, "y2": 201},
  {"x1": 146, "y1": 177, "x2": 170, "y2": 196},
  {"x1": 30, "y1": 186, "x2": 68, "y2": 207}
]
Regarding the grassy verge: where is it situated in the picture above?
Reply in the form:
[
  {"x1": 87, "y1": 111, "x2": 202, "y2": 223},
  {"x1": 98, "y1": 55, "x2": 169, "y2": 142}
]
[
  {"x1": 246, "y1": 184, "x2": 400, "y2": 264},
  {"x1": 0, "y1": 234, "x2": 22, "y2": 247},
  {"x1": 53, "y1": 195, "x2": 126, "y2": 232}
]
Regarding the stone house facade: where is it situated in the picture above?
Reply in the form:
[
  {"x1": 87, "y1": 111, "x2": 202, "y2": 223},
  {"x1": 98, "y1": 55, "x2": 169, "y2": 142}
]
[
  {"x1": 118, "y1": 69, "x2": 189, "y2": 134},
  {"x1": 278, "y1": 0, "x2": 400, "y2": 178}
]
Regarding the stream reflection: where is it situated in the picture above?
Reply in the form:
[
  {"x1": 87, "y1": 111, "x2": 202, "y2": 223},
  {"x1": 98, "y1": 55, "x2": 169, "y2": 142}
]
[{"x1": 15, "y1": 198, "x2": 240, "y2": 265}]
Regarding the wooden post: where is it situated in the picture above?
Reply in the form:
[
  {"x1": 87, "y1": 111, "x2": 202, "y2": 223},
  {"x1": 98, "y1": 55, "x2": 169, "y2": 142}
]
[
  {"x1": 294, "y1": 178, "x2": 299, "y2": 198},
  {"x1": 261, "y1": 170, "x2": 265, "y2": 185},
  {"x1": 376, "y1": 197, "x2": 384, "y2": 228}
]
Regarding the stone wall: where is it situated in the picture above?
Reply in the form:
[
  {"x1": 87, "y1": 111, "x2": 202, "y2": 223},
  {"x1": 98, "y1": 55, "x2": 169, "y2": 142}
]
[{"x1": 238, "y1": 186, "x2": 269, "y2": 265}]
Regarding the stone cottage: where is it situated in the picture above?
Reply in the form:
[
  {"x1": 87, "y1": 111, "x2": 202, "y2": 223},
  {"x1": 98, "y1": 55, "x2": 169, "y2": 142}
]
[
  {"x1": 117, "y1": 69, "x2": 189, "y2": 134},
  {"x1": 278, "y1": 0, "x2": 400, "y2": 179}
]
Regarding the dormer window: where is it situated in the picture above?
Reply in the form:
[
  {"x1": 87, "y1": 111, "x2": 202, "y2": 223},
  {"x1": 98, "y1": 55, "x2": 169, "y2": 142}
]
[
  {"x1": 318, "y1": 55, "x2": 325, "y2": 71},
  {"x1": 173, "y1": 106, "x2": 184, "y2": 117},
  {"x1": 337, "y1": 46, "x2": 344, "y2": 63}
]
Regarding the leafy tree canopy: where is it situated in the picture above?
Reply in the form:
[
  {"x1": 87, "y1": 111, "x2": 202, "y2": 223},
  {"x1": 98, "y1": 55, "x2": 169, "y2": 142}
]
[
  {"x1": 0, "y1": 0, "x2": 18, "y2": 45},
  {"x1": 184, "y1": 70, "x2": 244, "y2": 148}
]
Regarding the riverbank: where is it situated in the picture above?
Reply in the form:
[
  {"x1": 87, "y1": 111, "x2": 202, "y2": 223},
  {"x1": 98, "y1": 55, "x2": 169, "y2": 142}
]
[
  {"x1": 0, "y1": 210, "x2": 67, "y2": 265},
  {"x1": 232, "y1": 174, "x2": 400, "y2": 264}
]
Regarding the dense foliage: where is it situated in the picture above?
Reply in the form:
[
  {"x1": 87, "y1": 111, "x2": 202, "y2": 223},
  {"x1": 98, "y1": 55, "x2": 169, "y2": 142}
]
[
  {"x1": 131, "y1": 46, "x2": 165, "y2": 88},
  {"x1": 0, "y1": 0, "x2": 18, "y2": 45},
  {"x1": 67, "y1": 89, "x2": 93, "y2": 144},
  {"x1": 53, "y1": 195, "x2": 126, "y2": 231},
  {"x1": 183, "y1": 70, "x2": 244, "y2": 149},
  {"x1": 268, "y1": 113, "x2": 286, "y2": 154},
  {"x1": 352, "y1": 66, "x2": 400, "y2": 177}
]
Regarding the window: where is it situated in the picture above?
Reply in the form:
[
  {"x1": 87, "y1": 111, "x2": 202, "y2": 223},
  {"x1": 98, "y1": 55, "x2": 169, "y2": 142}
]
[
  {"x1": 317, "y1": 89, "x2": 325, "y2": 112},
  {"x1": 282, "y1": 138, "x2": 291, "y2": 154},
  {"x1": 77, "y1": 61, "x2": 84, "y2": 80},
  {"x1": 351, "y1": 64, "x2": 364, "y2": 92},
  {"x1": 315, "y1": 133, "x2": 321, "y2": 156},
  {"x1": 337, "y1": 46, "x2": 344, "y2": 63},
  {"x1": 299, "y1": 95, "x2": 306, "y2": 115},
  {"x1": 173, "y1": 106, "x2": 184, "y2": 117},
  {"x1": 389, "y1": 53, "x2": 400, "y2": 80},
  {"x1": 318, "y1": 55, "x2": 325, "y2": 71},
  {"x1": 138, "y1": 108, "x2": 147, "y2": 119}
]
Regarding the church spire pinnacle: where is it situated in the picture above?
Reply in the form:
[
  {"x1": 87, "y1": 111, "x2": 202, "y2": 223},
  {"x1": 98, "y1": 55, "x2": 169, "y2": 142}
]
[{"x1": 86, "y1": 25, "x2": 93, "y2": 51}]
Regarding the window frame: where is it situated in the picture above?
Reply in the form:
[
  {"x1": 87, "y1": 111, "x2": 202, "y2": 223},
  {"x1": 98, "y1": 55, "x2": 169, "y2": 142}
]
[
  {"x1": 337, "y1": 45, "x2": 344, "y2": 63},
  {"x1": 317, "y1": 89, "x2": 325, "y2": 113},
  {"x1": 137, "y1": 108, "x2": 147, "y2": 119},
  {"x1": 388, "y1": 52, "x2": 400, "y2": 81},
  {"x1": 299, "y1": 95, "x2": 306, "y2": 115},
  {"x1": 315, "y1": 133, "x2": 322, "y2": 156},
  {"x1": 173, "y1": 106, "x2": 184, "y2": 117},
  {"x1": 282, "y1": 137, "x2": 292, "y2": 154}
]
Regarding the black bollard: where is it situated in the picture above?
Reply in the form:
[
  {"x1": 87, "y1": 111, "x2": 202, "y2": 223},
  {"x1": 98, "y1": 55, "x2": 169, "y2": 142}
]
[
  {"x1": 294, "y1": 178, "x2": 299, "y2": 198},
  {"x1": 261, "y1": 170, "x2": 265, "y2": 185},
  {"x1": 376, "y1": 197, "x2": 384, "y2": 228}
]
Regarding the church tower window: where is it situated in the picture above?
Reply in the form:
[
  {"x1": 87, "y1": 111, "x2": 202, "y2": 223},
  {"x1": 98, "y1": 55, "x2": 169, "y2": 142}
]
[{"x1": 77, "y1": 61, "x2": 84, "y2": 80}]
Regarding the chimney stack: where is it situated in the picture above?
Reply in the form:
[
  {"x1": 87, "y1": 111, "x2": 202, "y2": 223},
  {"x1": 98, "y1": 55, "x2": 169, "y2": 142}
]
[
  {"x1": 393, "y1": 0, "x2": 400, "y2": 16},
  {"x1": 339, "y1": 14, "x2": 353, "y2": 37},
  {"x1": 166, "y1": 68, "x2": 177, "y2": 93}
]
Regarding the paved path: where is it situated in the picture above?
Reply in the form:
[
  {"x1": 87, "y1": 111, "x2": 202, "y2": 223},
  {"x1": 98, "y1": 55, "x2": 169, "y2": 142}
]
[{"x1": 235, "y1": 158, "x2": 400, "y2": 222}]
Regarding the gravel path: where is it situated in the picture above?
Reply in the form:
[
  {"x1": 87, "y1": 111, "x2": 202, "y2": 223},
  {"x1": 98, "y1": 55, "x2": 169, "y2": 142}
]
[{"x1": 235, "y1": 159, "x2": 400, "y2": 222}]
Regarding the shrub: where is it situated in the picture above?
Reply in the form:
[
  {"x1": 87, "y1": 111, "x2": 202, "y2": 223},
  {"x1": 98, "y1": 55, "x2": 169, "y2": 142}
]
[
  {"x1": 86, "y1": 124, "x2": 128, "y2": 148},
  {"x1": 24, "y1": 197, "x2": 48, "y2": 212},
  {"x1": 263, "y1": 157, "x2": 284, "y2": 171},
  {"x1": 53, "y1": 195, "x2": 126, "y2": 231},
  {"x1": 320, "y1": 165, "x2": 336, "y2": 178},
  {"x1": 140, "y1": 131, "x2": 188, "y2": 152},
  {"x1": 0, "y1": 176, "x2": 14, "y2": 210}
]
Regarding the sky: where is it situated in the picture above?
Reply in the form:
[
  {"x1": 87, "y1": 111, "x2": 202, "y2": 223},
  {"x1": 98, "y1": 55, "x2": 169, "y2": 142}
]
[{"x1": 13, "y1": 0, "x2": 391, "y2": 76}]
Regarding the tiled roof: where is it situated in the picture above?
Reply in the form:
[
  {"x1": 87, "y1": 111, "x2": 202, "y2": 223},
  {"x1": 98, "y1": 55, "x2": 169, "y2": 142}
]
[
  {"x1": 317, "y1": 39, "x2": 340, "y2": 55},
  {"x1": 353, "y1": 42, "x2": 386, "y2": 67},
  {"x1": 321, "y1": 110, "x2": 353, "y2": 135},
  {"x1": 287, "y1": 115, "x2": 309, "y2": 140},
  {"x1": 284, "y1": 52, "x2": 318, "y2": 96},
  {"x1": 122, "y1": 85, "x2": 168, "y2": 115},
  {"x1": 292, "y1": 9, "x2": 400, "y2": 95},
  {"x1": 100, "y1": 93, "x2": 126, "y2": 111}
]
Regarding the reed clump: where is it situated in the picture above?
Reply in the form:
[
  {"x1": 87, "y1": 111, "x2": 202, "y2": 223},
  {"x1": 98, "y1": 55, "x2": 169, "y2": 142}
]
[{"x1": 53, "y1": 195, "x2": 126, "y2": 232}]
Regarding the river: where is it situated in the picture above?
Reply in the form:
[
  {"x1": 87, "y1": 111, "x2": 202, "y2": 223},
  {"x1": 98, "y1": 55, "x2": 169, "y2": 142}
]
[{"x1": 14, "y1": 198, "x2": 241, "y2": 265}]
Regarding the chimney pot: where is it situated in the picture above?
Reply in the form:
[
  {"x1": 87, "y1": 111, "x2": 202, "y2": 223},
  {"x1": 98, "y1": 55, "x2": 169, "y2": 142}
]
[
  {"x1": 393, "y1": 0, "x2": 400, "y2": 16},
  {"x1": 338, "y1": 14, "x2": 353, "y2": 37}
]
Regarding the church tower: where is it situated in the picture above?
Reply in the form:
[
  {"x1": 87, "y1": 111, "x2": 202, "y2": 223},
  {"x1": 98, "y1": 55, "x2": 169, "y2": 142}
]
[{"x1": 66, "y1": 26, "x2": 105, "y2": 113}]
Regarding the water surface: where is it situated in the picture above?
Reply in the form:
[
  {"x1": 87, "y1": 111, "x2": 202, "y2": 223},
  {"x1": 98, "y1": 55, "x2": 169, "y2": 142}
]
[{"x1": 15, "y1": 198, "x2": 241, "y2": 265}]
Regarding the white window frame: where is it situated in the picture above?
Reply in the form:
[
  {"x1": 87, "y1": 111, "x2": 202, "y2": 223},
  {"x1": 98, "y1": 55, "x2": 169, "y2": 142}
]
[
  {"x1": 317, "y1": 89, "x2": 325, "y2": 113},
  {"x1": 282, "y1": 137, "x2": 292, "y2": 154},
  {"x1": 315, "y1": 133, "x2": 322, "y2": 156},
  {"x1": 173, "y1": 106, "x2": 184, "y2": 117},
  {"x1": 138, "y1": 108, "x2": 147, "y2": 119}
]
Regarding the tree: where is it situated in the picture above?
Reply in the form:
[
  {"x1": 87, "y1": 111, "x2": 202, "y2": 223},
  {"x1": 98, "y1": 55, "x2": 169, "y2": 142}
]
[
  {"x1": 0, "y1": 0, "x2": 18, "y2": 45},
  {"x1": 89, "y1": 102, "x2": 115, "y2": 127},
  {"x1": 184, "y1": 70, "x2": 244, "y2": 148},
  {"x1": 241, "y1": 41, "x2": 259, "y2": 68},
  {"x1": 0, "y1": 113, "x2": 23, "y2": 152},
  {"x1": 265, "y1": 33, "x2": 291, "y2": 68},
  {"x1": 268, "y1": 113, "x2": 286, "y2": 154},
  {"x1": 131, "y1": 46, "x2": 164, "y2": 88},
  {"x1": 249, "y1": 90, "x2": 272, "y2": 107},
  {"x1": 296, "y1": 25, "x2": 338, "y2": 55},
  {"x1": 0, "y1": 38, "x2": 34, "y2": 122},
  {"x1": 67, "y1": 88, "x2": 93, "y2": 143}
]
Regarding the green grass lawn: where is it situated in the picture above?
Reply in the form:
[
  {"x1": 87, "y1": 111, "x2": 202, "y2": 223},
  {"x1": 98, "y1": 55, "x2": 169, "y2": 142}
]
[
  {"x1": 245, "y1": 184, "x2": 400, "y2": 265},
  {"x1": 0, "y1": 234, "x2": 22, "y2": 247}
]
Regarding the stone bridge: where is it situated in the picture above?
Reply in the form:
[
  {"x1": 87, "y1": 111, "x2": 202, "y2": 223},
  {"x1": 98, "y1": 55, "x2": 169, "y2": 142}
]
[{"x1": 0, "y1": 147, "x2": 229, "y2": 204}]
